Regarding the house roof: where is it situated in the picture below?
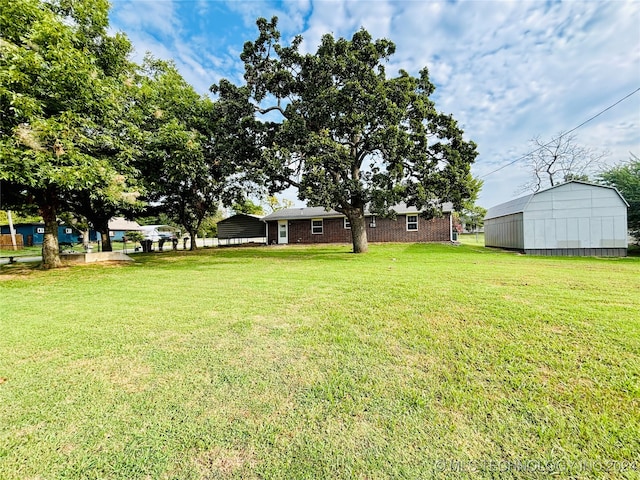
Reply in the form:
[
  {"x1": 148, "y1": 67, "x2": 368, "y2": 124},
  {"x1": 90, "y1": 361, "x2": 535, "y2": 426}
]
[
  {"x1": 262, "y1": 207, "x2": 343, "y2": 221},
  {"x1": 108, "y1": 217, "x2": 141, "y2": 231},
  {"x1": 261, "y1": 201, "x2": 453, "y2": 221},
  {"x1": 485, "y1": 180, "x2": 628, "y2": 220}
]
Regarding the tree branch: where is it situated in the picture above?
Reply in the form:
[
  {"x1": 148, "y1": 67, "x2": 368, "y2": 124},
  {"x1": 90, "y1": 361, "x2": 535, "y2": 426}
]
[{"x1": 256, "y1": 104, "x2": 287, "y2": 116}]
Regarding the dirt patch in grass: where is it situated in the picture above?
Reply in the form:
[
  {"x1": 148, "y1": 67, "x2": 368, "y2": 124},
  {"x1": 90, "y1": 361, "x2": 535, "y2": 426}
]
[
  {"x1": 64, "y1": 357, "x2": 153, "y2": 394},
  {"x1": 194, "y1": 446, "x2": 258, "y2": 478}
]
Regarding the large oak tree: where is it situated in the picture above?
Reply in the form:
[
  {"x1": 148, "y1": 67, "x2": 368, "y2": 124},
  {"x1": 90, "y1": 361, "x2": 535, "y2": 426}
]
[
  {"x1": 213, "y1": 17, "x2": 479, "y2": 253},
  {"x1": 0, "y1": 0, "x2": 141, "y2": 267}
]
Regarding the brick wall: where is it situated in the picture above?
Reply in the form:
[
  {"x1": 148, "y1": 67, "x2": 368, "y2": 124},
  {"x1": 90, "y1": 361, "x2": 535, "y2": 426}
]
[
  {"x1": 267, "y1": 214, "x2": 451, "y2": 245},
  {"x1": 369, "y1": 215, "x2": 451, "y2": 243}
]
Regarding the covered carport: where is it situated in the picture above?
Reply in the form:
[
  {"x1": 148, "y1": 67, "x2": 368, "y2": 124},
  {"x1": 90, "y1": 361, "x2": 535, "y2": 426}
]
[{"x1": 217, "y1": 214, "x2": 266, "y2": 246}]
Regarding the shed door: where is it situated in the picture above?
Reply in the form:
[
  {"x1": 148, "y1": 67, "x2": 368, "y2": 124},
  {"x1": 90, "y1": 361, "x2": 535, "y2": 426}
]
[{"x1": 278, "y1": 220, "x2": 288, "y2": 244}]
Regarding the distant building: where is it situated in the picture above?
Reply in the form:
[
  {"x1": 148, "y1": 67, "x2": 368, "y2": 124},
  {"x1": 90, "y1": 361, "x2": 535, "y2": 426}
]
[
  {"x1": 261, "y1": 202, "x2": 454, "y2": 245},
  {"x1": 0, "y1": 223, "x2": 82, "y2": 246},
  {"x1": 484, "y1": 181, "x2": 628, "y2": 256},
  {"x1": 108, "y1": 217, "x2": 142, "y2": 241}
]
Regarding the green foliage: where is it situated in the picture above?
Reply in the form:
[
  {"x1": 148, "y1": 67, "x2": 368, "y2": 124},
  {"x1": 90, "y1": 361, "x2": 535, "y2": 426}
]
[
  {"x1": 264, "y1": 194, "x2": 294, "y2": 213},
  {"x1": 138, "y1": 58, "x2": 249, "y2": 249},
  {"x1": 460, "y1": 204, "x2": 487, "y2": 232},
  {"x1": 232, "y1": 199, "x2": 264, "y2": 215},
  {"x1": 599, "y1": 154, "x2": 640, "y2": 242},
  {"x1": 214, "y1": 17, "x2": 478, "y2": 252},
  {"x1": 123, "y1": 230, "x2": 144, "y2": 244},
  {"x1": 0, "y1": 0, "x2": 142, "y2": 265},
  {"x1": 0, "y1": 210, "x2": 42, "y2": 225},
  {"x1": 197, "y1": 211, "x2": 224, "y2": 237}
]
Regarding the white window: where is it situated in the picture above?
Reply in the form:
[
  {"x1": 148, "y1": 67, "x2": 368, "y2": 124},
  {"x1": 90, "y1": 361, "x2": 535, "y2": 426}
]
[
  {"x1": 109, "y1": 231, "x2": 115, "y2": 237},
  {"x1": 344, "y1": 218, "x2": 351, "y2": 229},
  {"x1": 64, "y1": 227, "x2": 72, "y2": 234},
  {"x1": 36, "y1": 227, "x2": 44, "y2": 234},
  {"x1": 406, "y1": 215, "x2": 418, "y2": 231},
  {"x1": 369, "y1": 216, "x2": 376, "y2": 228},
  {"x1": 311, "y1": 219, "x2": 323, "y2": 234}
]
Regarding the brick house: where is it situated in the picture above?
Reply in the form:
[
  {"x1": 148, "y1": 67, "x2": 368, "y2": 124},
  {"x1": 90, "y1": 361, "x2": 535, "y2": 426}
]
[{"x1": 262, "y1": 202, "x2": 454, "y2": 245}]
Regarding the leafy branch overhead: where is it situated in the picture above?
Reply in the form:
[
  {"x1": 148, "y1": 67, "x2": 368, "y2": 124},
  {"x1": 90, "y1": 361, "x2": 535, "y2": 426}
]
[
  {"x1": 0, "y1": 0, "x2": 143, "y2": 266},
  {"x1": 212, "y1": 17, "x2": 479, "y2": 253}
]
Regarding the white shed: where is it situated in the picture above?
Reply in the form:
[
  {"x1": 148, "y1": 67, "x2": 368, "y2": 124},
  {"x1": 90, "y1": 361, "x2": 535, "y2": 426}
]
[{"x1": 484, "y1": 181, "x2": 629, "y2": 256}]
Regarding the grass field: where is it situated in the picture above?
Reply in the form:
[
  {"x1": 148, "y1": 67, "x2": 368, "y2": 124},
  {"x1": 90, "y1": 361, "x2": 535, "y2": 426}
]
[{"x1": 1, "y1": 243, "x2": 639, "y2": 479}]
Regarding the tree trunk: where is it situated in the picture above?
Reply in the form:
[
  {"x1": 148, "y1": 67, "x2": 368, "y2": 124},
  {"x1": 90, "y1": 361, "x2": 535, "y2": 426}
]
[
  {"x1": 100, "y1": 231, "x2": 113, "y2": 252},
  {"x1": 189, "y1": 230, "x2": 197, "y2": 250},
  {"x1": 349, "y1": 212, "x2": 368, "y2": 254},
  {"x1": 40, "y1": 203, "x2": 61, "y2": 269},
  {"x1": 94, "y1": 218, "x2": 112, "y2": 252}
]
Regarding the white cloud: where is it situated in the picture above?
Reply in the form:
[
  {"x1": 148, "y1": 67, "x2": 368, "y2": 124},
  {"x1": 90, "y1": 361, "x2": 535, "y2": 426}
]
[
  {"x1": 109, "y1": 0, "x2": 640, "y2": 208},
  {"x1": 112, "y1": 0, "x2": 180, "y2": 39}
]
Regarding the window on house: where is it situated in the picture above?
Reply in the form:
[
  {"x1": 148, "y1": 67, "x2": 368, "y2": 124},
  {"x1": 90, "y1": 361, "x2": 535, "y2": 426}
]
[
  {"x1": 36, "y1": 227, "x2": 44, "y2": 234},
  {"x1": 64, "y1": 228, "x2": 72, "y2": 234},
  {"x1": 344, "y1": 218, "x2": 351, "y2": 229},
  {"x1": 407, "y1": 215, "x2": 418, "y2": 231},
  {"x1": 369, "y1": 216, "x2": 376, "y2": 228},
  {"x1": 109, "y1": 231, "x2": 115, "y2": 237},
  {"x1": 311, "y1": 219, "x2": 323, "y2": 234}
]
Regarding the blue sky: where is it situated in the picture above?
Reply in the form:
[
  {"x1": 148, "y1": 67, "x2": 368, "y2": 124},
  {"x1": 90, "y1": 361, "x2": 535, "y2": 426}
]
[{"x1": 109, "y1": 0, "x2": 640, "y2": 209}]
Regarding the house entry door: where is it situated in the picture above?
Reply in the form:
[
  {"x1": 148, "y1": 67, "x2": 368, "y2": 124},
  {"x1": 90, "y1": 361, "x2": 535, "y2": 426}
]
[{"x1": 278, "y1": 220, "x2": 288, "y2": 244}]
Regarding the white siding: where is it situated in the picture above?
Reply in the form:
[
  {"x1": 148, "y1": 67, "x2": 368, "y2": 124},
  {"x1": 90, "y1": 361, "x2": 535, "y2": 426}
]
[
  {"x1": 522, "y1": 182, "x2": 627, "y2": 250},
  {"x1": 484, "y1": 213, "x2": 524, "y2": 249}
]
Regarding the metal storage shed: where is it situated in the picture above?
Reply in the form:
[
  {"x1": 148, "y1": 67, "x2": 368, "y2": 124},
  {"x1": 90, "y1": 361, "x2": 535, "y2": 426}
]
[
  {"x1": 484, "y1": 181, "x2": 629, "y2": 256},
  {"x1": 217, "y1": 214, "x2": 266, "y2": 246}
]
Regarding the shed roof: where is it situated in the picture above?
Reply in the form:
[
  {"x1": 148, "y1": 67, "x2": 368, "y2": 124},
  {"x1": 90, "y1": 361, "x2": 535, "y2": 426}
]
[
  {"x1": 485, "y1": 194, "x2": 533, "y2": 220},
  {"x1": 485, "y1": 180, "x2": 629, "y2": 220},
  {"x1": 108, "y1": 217, "x2": 141, "y2": 231},
  {"x1": 217, "y1": 213, "x2": 263, "y2": 224}
]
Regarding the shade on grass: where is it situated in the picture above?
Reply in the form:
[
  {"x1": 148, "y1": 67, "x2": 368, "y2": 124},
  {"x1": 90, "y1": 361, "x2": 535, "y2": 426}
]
[{"x1": 1, "y1": 243, "x2": 639, "y2": 479}]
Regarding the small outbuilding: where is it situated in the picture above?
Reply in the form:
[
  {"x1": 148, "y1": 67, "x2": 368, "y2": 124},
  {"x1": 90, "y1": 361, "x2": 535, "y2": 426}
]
[
  {"x1": 484, "y1": 181, "x2": 628, "y2": 256},
  {"x1": 0, "y1": 223, "x2": 82, "y2": 247},
  {"x1": 217, "y1": 214, "x2": 266, "y2": 246}
]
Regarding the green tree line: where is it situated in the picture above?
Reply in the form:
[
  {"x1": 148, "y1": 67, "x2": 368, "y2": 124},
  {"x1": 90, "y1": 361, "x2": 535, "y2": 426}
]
[{"x1": 15, "y1": 2, "x2": 639, "y2": 267}]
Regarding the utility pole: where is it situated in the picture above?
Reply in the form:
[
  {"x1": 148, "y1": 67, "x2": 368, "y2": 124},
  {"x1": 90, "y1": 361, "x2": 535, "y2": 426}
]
[{"x1": 7, "y1": 210, "x2": 18, "y2": 251}]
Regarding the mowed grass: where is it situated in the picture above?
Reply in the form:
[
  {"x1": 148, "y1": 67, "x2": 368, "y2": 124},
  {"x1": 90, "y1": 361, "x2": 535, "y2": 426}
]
[{"x1": 1, "y1": 243, "x2": 639, "y2": 479}]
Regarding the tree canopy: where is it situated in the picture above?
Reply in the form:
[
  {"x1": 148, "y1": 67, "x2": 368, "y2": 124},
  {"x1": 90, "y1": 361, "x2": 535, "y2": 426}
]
[
  {"x1": 213, "y1": 17, "x2": 479, "y2": 253},
  {"x1": 0, "y1": 0, "x2": 141, "y2": 266},
  {"x1": 599, "y1": 154, "x2": 640, "y2": 243},
  {"x1": 138, "y1": 58, "x2": 254, "y2": 250}
]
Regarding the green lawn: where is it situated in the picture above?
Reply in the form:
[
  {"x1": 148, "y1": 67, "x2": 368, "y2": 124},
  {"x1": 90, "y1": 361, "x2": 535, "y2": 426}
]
[
  {"x1": 458, "y1": 232, "x2": 485, "y2": 246},
  {"x1": 1, "y1": 243, "x2": 639, "y2": 479}
]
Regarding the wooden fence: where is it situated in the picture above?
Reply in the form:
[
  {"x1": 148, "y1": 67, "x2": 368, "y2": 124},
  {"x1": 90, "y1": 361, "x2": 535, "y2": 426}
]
[{"x1": 0, "y1": 234, "x2": 24, "y2": 249}]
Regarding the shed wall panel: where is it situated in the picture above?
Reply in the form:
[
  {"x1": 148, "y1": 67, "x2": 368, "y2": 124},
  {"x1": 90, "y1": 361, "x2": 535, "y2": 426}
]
[
  {"x1": 218, "y1": 215, "x2": 266, "y2": 240},
  {"x1": 484, "y1": 213, "x2": 524, "y2": 249}
]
